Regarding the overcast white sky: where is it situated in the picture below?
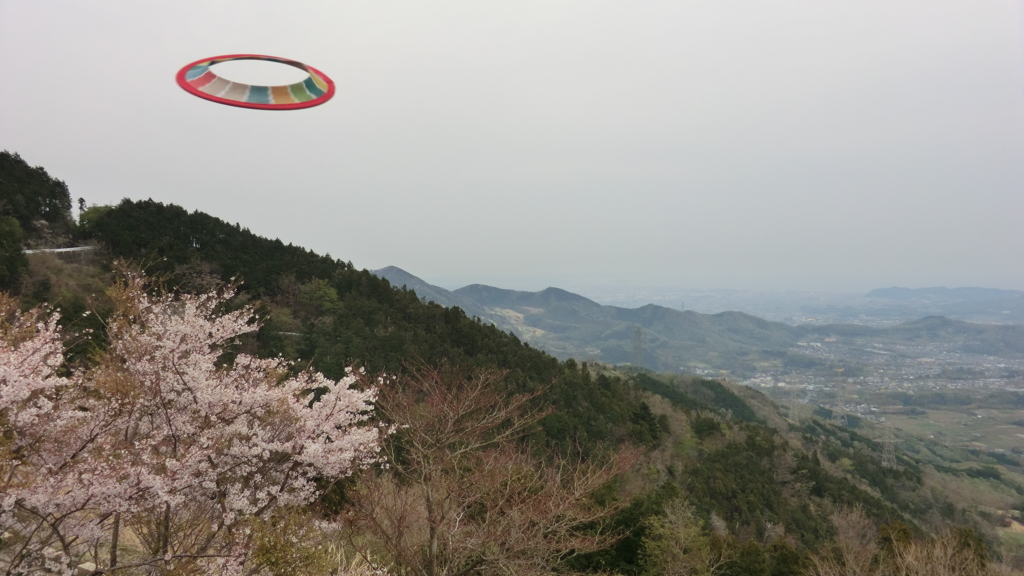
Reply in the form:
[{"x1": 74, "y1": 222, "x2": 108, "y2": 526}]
[{"x1": 1, "y1": 1, "x2": 1023, "y2": 292}]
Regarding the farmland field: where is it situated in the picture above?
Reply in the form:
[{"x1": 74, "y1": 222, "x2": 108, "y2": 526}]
[{"x1": 885, "y1": 408, "x2": 1024, "y2": 453}]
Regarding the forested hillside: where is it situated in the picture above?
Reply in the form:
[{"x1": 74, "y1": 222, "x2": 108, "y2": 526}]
[
  {"x1": 0, "y1": 151, "x2": 76, "y2": 290},
  {"x1": 2, "y1": 154, "x2": 1019, "y2": 574},
  {"x1": 77, "y1": 198, "x2": 667, "y2": 452}
]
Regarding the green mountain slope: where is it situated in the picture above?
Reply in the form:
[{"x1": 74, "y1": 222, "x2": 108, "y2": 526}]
[
  {"x1": 80, "y1": 198, "x2": 665, "y2": 452},
  {"x1": 0, "y1": 150, "x2": 77, "y2": 290},
  {"x1": 452, "y1": 277, "x2": 803, "y2": 369},
  {"x1": 372, "y1": 265, "x2": 490, "y2": 318},
  {"x1": 571, "y1": 369, "x2": 1024, "y2": 573},
  {"x1": 0, "y1": 151, "x2": 74, "y2": 249}
]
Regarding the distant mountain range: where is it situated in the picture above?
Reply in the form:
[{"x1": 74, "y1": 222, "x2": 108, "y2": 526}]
[
  {"x1": 373, "y1": 267, "x2": 1024, "y2": 375},
  {"x1": 851, "y1": 286, "x2": 1024, "y2": 326},
  {"x1": 867, "y1": 286, "x2": 1024, "y2": 301}
]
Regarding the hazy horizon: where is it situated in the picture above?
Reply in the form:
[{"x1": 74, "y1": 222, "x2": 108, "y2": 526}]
[
  {"x1": 2, "y1": 1, "x2": 1023, "y2": 292},
  {"x1": 377, "y1": 263, "x2": 1021, "y2": 300},
  {"x1": 431, "y1": 275, "x2": 1023, "y2": 297}
]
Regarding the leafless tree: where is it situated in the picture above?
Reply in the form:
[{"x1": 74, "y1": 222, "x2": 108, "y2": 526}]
[
  {"x1": 887, "y1": 531, "x2": 991, "y2": 576},
  {"x1": 809, "y1": 507, "x2": 882, "y2": 576},
  {"x1": 347, "y1": 363, "x2": 639, "y2": 576},
  {"x1": 810, "y1": 506, "x2": 1004, "y2": 576}
]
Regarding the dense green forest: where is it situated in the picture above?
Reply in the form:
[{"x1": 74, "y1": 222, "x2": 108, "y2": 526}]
[
  {"x1": 0, "y1": 151, "x2": 75, "y2": 290},
  {"x1": 1, "y1": 152, "x2": 1019, "y2": 574}
]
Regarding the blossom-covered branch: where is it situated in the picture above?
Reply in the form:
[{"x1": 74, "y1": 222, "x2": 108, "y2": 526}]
[{"x1": 0, "y1": 269, "x2": 381, "y2": 575}]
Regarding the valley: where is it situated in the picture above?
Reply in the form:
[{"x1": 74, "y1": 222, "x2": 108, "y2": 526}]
[{"x1": 373, "y1": 266, "x2": 1024, "y2": 381}]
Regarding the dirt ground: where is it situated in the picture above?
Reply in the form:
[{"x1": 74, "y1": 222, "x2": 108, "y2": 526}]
[{"x1": 1005, "y1": 520, "x2": 1024, "y2": 534}]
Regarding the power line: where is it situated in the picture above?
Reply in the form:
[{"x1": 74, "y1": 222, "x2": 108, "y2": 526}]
[
  {"x1": 831, "y1": 393, "x2": 848, "y2": 427},
  {"x1": 788, "y1": 398, "x2": 803, "y2": 425},
  {"x1": 831, "y1": 368, "x2": 847, "y2": 427},
  {"x1": 634, "y1": 326, "x2": 643, "y2": 369},
  {"x1": 877, "y1": 422, "x2": 900, "y2": 468},
  {"x1": 792, "y1": 391, "x2": 814, "y2": 425}
]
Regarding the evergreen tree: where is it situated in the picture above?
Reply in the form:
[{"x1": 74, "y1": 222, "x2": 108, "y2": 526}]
[
  {"x1": 0, "y1": 151, "x2": 74, "y2": 245},
  {"x1": 0, "y1": 215, "x2": 26, "y2": 291}
]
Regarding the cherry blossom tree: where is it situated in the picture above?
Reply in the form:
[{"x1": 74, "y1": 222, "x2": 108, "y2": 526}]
[{"x1": 0, "y1": 270, "x2": 381, "y2": 575}]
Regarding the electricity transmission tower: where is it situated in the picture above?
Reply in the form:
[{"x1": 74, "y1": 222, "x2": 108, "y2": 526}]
[
  {"x1": 788, "y1": 398, "x2": 802, "y2": 424},
  {"x1": 789, "y1": 391, "x2": 813, "y2": 425},
  {"x1": 634, "y1": 326, "x2": 643, "y2": 369},
  {"x1": 877, "y1": 422, "x2": 900, "y2": 468},
  {"x1": 831, "y1": 368, "x2": 847, "y2": 427},
  {"x1": 831, "y1": 394, "x2": 848, "y2": 427}
]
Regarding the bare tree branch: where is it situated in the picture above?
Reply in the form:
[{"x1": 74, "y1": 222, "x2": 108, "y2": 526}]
[{"x1": 349, "y1": 363, "x2": 640, "y2": 576}]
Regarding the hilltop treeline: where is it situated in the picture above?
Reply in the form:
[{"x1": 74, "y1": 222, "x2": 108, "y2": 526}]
[
  {"x1": 0, "y1": 151, "x2": 76, "y2": 289},
  {"x1": 80, "y1": 198, "x2": 665, "y2": 452}
]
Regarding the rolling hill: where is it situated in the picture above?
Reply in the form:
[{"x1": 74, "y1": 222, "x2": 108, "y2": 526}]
[{"x1": 374, "y1": 267, "x2": 1024, "y2": 375}]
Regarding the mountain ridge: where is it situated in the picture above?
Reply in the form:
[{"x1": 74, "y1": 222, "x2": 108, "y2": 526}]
[
  {"x1": 372, "y1": 266, "x2": 1024, "y2": 374},
  {"x1": 867, "y1": 286, "x2": 1024, "y2": 301}
]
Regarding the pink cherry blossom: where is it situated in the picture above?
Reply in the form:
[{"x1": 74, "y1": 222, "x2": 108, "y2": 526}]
[{"x1": 0, "y1": 272, "x2": 381, "y2": 575}]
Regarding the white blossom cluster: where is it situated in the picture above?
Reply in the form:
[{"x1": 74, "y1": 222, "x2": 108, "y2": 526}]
[{"x1": 0, "y1": 272, "x2": 381, "y2": 575}]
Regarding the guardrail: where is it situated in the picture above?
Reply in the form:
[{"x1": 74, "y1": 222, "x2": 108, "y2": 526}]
[{"x1": 22, "y1": 246, "x2": 96, "y2": 254}]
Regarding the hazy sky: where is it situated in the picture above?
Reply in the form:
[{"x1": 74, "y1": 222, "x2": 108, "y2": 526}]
[{"x1": 2, "y1": 1, "x2": 1023, "y2": 292}]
